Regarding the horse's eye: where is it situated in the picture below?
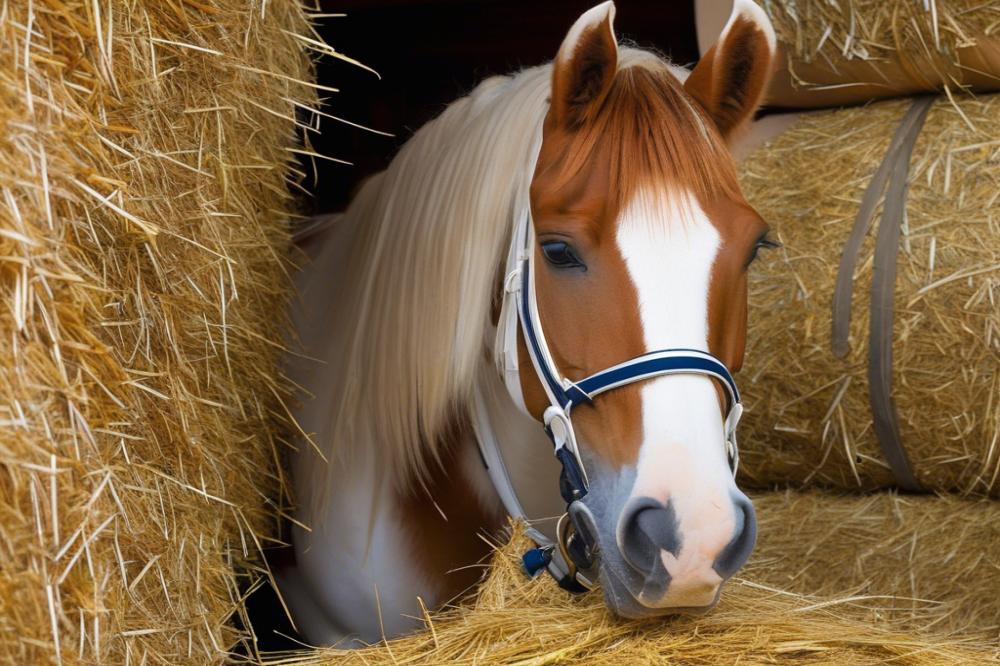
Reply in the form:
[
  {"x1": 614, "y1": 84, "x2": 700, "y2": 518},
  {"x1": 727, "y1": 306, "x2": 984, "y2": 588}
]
[
  {"x1": 749, "y1": 233, "x2": 780, "y2": 265},
  {"x1": 541, "y1": 241, "x2": 585, "y2": 270}
]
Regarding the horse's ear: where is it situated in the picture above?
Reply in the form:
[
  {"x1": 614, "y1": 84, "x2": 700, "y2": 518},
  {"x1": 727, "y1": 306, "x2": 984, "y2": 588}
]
[
  {"x1": 684, "y1": 0, "x2": 776, "y2": 141},
  {"x1": 550, "y1": 1, "x2": 618, "y2": 129}
]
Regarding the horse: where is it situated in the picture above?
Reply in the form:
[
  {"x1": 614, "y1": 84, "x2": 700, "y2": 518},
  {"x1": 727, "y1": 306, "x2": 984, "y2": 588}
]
[{"x1": 278, "y1": 0, "x2": 777, "y2": 645}]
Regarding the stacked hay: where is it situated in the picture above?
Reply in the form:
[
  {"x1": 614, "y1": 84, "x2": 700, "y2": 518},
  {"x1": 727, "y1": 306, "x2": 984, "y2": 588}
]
[
  {"x1": 758, "y1": 0, "x2": 1000, "y2": 106},
  {"x1": 269, "y1": 504, "x2": 999, "y2": 665},
  {"x1": 0, "y1": 1, "x2": 320, "y2": 663},
  {"x1": 737, "y1": 95, "x2": 1000, "y2": 495},
  {"x1": 750, "y1": 491, "x2": 1000, "y2": 641}
]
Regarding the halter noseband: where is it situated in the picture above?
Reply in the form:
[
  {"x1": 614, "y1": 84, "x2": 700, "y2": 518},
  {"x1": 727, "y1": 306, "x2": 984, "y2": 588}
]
[{"x1": 483, "y1": 207, "x2": 743, "y2": 592}]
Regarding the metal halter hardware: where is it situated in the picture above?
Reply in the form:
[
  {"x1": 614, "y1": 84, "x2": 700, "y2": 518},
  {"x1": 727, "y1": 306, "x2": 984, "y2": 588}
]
[{"x1": 482, "y1": 207, "x2": 744, "y2": 592}]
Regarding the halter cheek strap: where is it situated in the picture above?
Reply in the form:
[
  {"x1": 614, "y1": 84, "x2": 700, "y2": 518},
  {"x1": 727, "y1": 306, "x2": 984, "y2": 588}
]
[{"x1": 486, "y1": 208, "x2": 743, "y2": 591}]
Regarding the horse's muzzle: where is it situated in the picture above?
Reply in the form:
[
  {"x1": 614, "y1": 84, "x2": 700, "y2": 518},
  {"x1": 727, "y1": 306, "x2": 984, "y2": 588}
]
[{"x1": 592, "y1": 490, "x2": 757, "y2": 618}]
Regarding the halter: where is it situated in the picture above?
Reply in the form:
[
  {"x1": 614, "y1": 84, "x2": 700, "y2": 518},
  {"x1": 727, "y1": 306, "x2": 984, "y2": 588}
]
[{"x1": 479, "y1": 206, "x2": 743, "y2": 592}]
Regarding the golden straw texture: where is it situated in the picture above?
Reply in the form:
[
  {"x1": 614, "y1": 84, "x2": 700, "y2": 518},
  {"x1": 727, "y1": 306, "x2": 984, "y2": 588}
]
[
  {"x1": 269, "y1": 506, "x2": 998, "y2": 665},
  {"x1": 0, "y1": 1, "x2": 320, "y2": 663},
  {"x1": 750, "y1": 491, "x2": 1000, "y2": 642},
  {"x1": 756, "y1": 1, "x2": 1000, "y2": 107},
  {"x1": 769, "y1": 0, "x2": 997, "y2": 70},
  {"x1": 769, "y1": 0, "x2": 1000, "y2": 86},
  {"x1": 738, "y1": 95, "x2": 1000, "y2": 495}
]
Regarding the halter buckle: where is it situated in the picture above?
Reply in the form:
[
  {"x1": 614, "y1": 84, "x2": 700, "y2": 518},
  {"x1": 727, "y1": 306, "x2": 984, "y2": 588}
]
[
  {"x1": 726, "y1": 436, "x2": 740, "y2": 475},
  {"x1": 544, "y1": 407, "x2": 590, "y2": 491},
  {"x1": 543, "y1": 406, "x2": 572, "y2": 448},
  {"x1": 724, "y1": 402, "x2": 743, "y2": 476},
  {"x1": 503, "y1": 267, "x2": 522, "y2": 294}
]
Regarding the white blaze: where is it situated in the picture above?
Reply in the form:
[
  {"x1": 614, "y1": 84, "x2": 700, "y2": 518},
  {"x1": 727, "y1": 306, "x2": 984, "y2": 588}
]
[{"x1": 615, "y1": 188, "x2": 738, "y2": 607}]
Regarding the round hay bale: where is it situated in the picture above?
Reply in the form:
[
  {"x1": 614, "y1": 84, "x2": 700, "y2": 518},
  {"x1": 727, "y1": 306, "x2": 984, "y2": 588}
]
[
  {"x1": 697, "y1": 0, "x2": 1000, "y2": 107},
  {"x1": 737, "y1": 95, "x2": 1000, "y2": 496},
  {"x1": 0, "y1": 1, "x2": 318, "y2": 662},
  {"x1": 272, "y1": 497, "x2": 999, "y2": 664},
  {"x1": 766, "y1": 0, "x2": 1000, "y2": 106}
]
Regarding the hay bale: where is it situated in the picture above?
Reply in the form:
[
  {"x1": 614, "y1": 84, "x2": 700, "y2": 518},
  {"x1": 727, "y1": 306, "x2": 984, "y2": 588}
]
[
  {"x1": 756, "y1": 0, "x2": 1000, "y2": 106},
  {"x1": 0, "y1": 1, "x2": 318, "y2": 662},
  {"x1": 737, "y1": 95, "x2": 1000, "y2": 495},
  {"x1": 270, "y1": 505, "x2": 998, "y2": 665},
  {"x1": 750, "y1": 491, "x2": 1000, "y2": 641}
]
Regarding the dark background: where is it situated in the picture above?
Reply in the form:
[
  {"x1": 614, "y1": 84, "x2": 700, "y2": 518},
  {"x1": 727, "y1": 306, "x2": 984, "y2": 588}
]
[
  {"x1": 304, "y1": 0, "x2": 700, "y2": 213},
  {"x1": 246, "y1": 0, "x2": 700, "y2": 655}
]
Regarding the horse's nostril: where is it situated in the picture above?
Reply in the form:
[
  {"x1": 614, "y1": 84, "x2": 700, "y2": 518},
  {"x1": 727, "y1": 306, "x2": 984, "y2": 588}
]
[
  {"x1": 712, "y1": 491, "x2": 757, "y2": 579},
  {"x1": 619, "y1": 498, "x2": 681, "y2": 575}
]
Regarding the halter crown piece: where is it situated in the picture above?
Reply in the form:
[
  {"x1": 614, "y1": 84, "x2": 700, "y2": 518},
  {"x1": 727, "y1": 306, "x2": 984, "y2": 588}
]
[{"x1": 476, "y1": 205, "x2": 743, "y2": 592}]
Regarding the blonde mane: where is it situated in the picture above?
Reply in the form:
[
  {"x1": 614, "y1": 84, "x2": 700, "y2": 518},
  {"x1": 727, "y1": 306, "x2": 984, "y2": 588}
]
[{"x1": 298, "y1": 50, "x2": 695, "y2": 510}]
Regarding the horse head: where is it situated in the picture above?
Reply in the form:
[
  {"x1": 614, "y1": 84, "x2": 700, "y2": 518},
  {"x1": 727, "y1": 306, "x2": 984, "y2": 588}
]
[{"x1": 514, "y1": 0, "x2": 776, "y2": 616}]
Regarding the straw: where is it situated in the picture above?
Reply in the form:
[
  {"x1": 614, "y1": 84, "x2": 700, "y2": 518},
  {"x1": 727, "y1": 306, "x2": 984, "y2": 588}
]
[
  {"x1": 738, "y1": 95, "x2": 1000, "y2": 496},
  {"x1": 0, "y1": 1, "x2": 321, "y2": 662},
  {"x1": 764, "y1": 0, "x2": 999, "y2": 93},
  {"x1": 750, "y1": 490, "x2": 1000, "y2": 641},
  {"x1": 268, "y1": 500, "x2": 999, "y2": 665}
]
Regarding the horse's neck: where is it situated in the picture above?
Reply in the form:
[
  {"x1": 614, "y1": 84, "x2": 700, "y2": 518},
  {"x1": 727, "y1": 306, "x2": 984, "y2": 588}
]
[
  {"x1": 475, "y1": 359, "x2": 565, "y2": 540},
  {"x1": 390, "y1": 411, "x2": 504, "y2": 602}
]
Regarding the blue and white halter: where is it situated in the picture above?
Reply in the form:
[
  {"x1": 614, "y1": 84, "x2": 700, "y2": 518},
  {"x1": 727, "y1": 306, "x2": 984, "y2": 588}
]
[{"x1": 476, "y1": 205, "x2": 743, "y2": 592}]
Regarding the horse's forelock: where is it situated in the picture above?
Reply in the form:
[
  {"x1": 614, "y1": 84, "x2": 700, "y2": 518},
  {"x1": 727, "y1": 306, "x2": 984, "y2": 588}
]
[{"x1": 553, "y1": 53, "x2": 743, "y2": 214}]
